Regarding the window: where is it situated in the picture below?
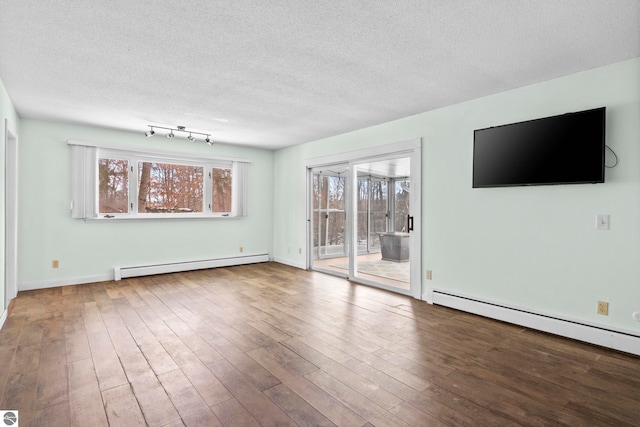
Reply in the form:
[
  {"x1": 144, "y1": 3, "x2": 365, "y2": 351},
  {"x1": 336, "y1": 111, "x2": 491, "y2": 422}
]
[
  {"x1": 136, "y1": 162, "x2": 204, "y2": 214},
  {"x1": 98, "y1": 158, "x2": 129, "y2": 213},
  {"x1": 70, "y1": 141, "x2": 249, "y2": 220},
  {"x1": 211, "y1": 167, "x2": 232, "y2": 213}
]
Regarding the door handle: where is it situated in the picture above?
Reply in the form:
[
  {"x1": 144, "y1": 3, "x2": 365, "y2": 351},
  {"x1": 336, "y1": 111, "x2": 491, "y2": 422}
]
[{"x1": 408, "y1": 215, "x2": 414, "y2": 231}]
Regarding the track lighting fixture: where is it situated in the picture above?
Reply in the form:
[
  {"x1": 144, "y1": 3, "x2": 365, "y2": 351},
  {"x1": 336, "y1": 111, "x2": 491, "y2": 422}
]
[{"x1": 145, "y1": 125, "x2": 213, "y2": 145}]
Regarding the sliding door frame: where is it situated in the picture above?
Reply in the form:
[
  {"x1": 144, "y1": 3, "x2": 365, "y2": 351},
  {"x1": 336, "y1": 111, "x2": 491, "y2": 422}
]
[{"x1": 305, "y1": 138, "x2": 422, "y2": 299}]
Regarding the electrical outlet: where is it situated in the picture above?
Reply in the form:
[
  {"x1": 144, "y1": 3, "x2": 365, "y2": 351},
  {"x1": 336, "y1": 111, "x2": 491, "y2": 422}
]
[
  {"x1": 240, "y1": 246, "x2": 244, "y2": 253},
  {"x1": 597, "y1": 301, "x2": 609, "y2": 316},
  {"x1": 426, "y1": 270, "x2": 433, "y2": 280},
  {"x1": 298, "y1": 248, "x2": 302, "y2": 254},
  {"x1": 52, "y1": 260, "x2": 59, "y2": 269}
]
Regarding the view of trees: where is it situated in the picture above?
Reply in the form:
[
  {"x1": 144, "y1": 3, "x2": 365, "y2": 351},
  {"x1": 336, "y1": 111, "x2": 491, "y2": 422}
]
[
  {"x1": 313, "y1": 172, "x2": 411, "y2": 255},
  {"x1": 212, "y1": 168, "x2": 233, "y2": 213},
  {"x1": 137, "y1": 162, "x2": 204, "y2": 213},
  {"x1": 357, "y1": 178, "x2": 387, "y2": 249},
  {"x1": 394, "y1": 179, "x2": 410, "y2": 232},
  {"x1": 98, "y1": 157, "x2": 235, "y2": 216},
  {"x1": 313, "y1": 174, "x2": 346, "y2": 250},
  {"x1": 98, "y1": 158, "x2": 128, "y2": 213}
]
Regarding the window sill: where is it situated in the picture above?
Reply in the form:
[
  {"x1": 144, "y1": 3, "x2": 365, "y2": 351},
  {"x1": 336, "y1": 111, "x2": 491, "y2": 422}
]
[{"x1": 84, "y1": 214, "x2": 240, "y2": 222}]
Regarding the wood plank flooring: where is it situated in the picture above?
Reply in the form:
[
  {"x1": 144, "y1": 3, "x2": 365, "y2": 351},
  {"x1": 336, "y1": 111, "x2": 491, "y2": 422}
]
[{"x1": 1, "y1": 262, "x2": 639, "y2": 426}]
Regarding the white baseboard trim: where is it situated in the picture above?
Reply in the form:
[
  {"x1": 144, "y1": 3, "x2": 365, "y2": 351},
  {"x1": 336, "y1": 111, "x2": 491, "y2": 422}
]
[
  {"x1": 273, "y1": 257, "x2": 307, "y2": 270},
  {"x1": 423, "y1": 290, "x2": 434, "y2": 304},
  {"x1": 431, "y1": 289, "x2": 640, "y2": 356},
  {"x1": 114, "y1": 254, "x2": 270, "y2": 280},
  {"x1": 19, "y1": 255, "x2": 271, "y2": 290},
  {"x1": 19, "y1": 274, "x2": 113, "y2": 291}
]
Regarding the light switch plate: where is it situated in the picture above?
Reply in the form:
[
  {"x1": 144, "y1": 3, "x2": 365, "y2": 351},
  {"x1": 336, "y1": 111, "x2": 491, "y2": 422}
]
[{"x1": 596, "y1": 214, "x2": 609, "y2": 230}]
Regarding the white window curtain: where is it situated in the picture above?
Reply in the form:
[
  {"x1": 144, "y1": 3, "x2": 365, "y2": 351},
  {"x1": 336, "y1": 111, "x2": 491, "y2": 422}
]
[
  {"x1": 233, "y1": 161, "x2": 249, "y2": 217},
  {"x1": 70, "y1": 144, "x2": 97, "y2": 219}
]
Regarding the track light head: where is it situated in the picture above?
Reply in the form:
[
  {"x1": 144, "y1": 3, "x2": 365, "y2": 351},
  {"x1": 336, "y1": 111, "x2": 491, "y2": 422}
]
[
  {"x1": 205, "y1": 136, "x2": 213, "y2": 145},
  {"x1": 187, "y1": 133, "x2": 196, "y2": 142},
  {"x1": 145, "y1": 128, "x2": 155, "y2": 137},
  {"x1": 166, "y1": 131, "x2": 174, "y2": 139}
]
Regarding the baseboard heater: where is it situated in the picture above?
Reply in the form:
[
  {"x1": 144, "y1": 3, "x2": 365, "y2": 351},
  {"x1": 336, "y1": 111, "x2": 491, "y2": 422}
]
[
  {"x1": 114, "y1": 254, "x2": 270, "y2": 281},
  {"x1": 431, "y1": 290, "x2": 640, "y2": 356}
]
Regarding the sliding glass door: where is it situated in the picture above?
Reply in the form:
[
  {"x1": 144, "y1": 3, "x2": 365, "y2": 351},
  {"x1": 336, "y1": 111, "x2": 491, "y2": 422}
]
[
  {"x1": 308, "y1": 141, "x2": 421, "y2": 298},
  {"x1": 351, "y1": 157, "x2": 412, "y2": 292}
]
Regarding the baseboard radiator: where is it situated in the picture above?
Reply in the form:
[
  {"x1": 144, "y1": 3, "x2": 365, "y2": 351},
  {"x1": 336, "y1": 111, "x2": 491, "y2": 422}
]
[
  {"x1": 114, "y1": 254, "x2": 270, "y2": 281},
  {"x1": 431, "y1": 290, "x2": 640, "y2": 356}
]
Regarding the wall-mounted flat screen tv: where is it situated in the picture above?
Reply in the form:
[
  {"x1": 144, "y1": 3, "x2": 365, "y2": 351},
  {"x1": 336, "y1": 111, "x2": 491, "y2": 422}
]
[{"x1": 473, "y1": 107, "x2": 606, "y2": 188}]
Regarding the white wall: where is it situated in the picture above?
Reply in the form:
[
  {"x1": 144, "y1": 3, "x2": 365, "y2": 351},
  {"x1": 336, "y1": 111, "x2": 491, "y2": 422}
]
[
  {"x1": 17, "y1": 119, "x2": 274, "y2": 288},
  {"x1": 273, "y1": 58, "x2": 640, "y2": 335}
]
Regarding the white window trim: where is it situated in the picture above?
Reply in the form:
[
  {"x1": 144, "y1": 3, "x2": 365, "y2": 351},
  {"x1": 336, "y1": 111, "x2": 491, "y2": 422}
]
[{"x1": 69, "y1": 140, "x2": 249, "y2": 221}]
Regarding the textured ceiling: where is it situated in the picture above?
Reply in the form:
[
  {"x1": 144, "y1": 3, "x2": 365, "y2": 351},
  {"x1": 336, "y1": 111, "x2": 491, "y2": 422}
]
[{"x1": 0, "y1": 1, "x2": 638, "y2": 149}]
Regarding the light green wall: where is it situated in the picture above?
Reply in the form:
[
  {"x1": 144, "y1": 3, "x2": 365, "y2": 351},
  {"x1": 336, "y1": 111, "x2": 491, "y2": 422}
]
[
  {"x1": 273, "y1": 58, "x2": 640, "y2": 334},
  {"x1": 0, "y1": 77, "x2": 19, "y2": 313},
  {"x1": 18, "y1": 119, "x2": 274, "y2": 286},
  {"x1": 8, "y1": 58, "x2": 640, "y2": 335}
]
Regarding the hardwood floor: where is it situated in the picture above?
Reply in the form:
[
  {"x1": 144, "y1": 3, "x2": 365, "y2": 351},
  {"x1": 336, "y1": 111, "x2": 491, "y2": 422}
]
[{"x1": 1, "y1": 262, "x2": 639, "y2": 426}]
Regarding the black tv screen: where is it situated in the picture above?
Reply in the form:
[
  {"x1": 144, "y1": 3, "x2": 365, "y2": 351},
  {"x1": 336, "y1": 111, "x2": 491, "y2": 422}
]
[{"x1": 473, "y1": 107, "x2": 606, "y2": 188}]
